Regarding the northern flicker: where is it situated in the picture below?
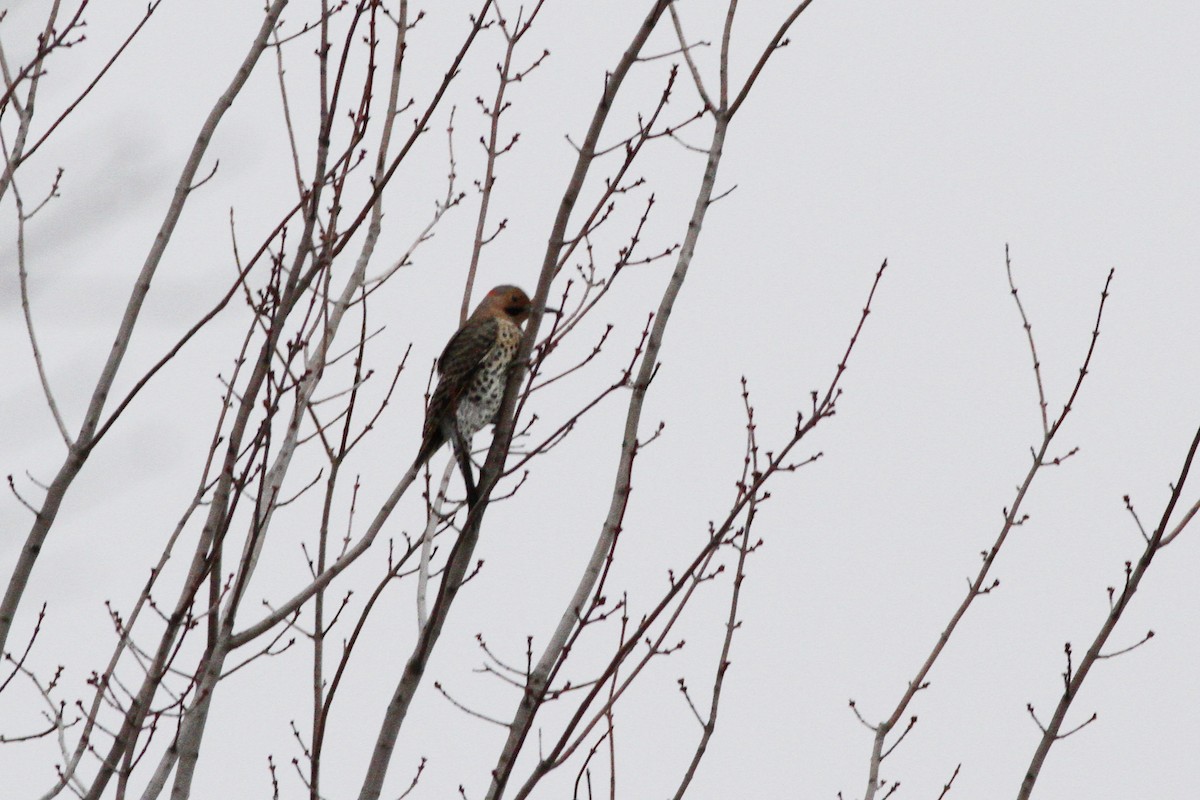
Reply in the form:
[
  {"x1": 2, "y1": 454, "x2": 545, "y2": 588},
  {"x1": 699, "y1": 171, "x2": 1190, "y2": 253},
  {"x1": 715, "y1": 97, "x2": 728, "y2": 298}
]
[{"x1": 414, "y1": 285, "x2": 533, "y2": 502}]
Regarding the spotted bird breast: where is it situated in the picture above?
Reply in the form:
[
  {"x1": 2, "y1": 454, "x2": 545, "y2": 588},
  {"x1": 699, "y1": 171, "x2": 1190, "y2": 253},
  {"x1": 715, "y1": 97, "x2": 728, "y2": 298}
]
[{"x1": 455, "y1": 318, "x2": 522, "y2": 440}]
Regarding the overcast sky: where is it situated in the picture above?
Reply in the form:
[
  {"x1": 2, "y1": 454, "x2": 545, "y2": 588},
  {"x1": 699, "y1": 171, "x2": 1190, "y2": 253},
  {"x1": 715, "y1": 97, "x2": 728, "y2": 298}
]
[{"x1": 2, "y1": 2, "x2": 1198, "y2": 798}]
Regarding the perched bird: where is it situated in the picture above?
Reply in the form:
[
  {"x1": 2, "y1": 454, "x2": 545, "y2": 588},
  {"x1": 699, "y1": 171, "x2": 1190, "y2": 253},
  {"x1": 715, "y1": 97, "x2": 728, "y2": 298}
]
[{"x1": 415, "y1": 285, "x2": 533, "y2": 502}]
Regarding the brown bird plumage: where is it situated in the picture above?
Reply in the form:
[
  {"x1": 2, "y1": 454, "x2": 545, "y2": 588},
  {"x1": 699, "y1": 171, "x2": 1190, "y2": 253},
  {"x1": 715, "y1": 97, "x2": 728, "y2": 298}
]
[{"x1": 414, "y1": 286, "x2": 533, "y2": 491}]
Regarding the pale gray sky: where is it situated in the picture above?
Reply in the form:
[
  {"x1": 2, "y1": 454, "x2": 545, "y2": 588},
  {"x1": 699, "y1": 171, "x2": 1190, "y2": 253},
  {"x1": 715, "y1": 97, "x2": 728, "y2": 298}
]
[{"x1": 1, "y1": 2, "x2": 1197, "y2": 798}]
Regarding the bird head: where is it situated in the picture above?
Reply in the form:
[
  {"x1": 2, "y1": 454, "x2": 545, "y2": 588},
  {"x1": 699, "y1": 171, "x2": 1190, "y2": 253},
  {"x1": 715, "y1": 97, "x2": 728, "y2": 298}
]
[{"x1": 477, "y1": 285, "x2": 533, "y2": 325}]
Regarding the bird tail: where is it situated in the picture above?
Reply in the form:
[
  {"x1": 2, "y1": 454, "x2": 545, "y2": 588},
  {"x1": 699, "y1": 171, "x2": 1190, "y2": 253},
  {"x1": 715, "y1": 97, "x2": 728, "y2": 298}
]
[{"x1": 412, "y1": 422, "x2": 479, "y2": 508}]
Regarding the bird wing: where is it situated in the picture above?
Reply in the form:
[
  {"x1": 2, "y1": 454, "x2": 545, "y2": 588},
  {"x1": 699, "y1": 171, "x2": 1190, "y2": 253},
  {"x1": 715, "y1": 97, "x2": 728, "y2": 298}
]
[
  {"x1": 419, "y1": 318, "x2": 500, "y2": 457},
  {"x1": 436, "y1": 316, "x2": 499, "y2": 384}
]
